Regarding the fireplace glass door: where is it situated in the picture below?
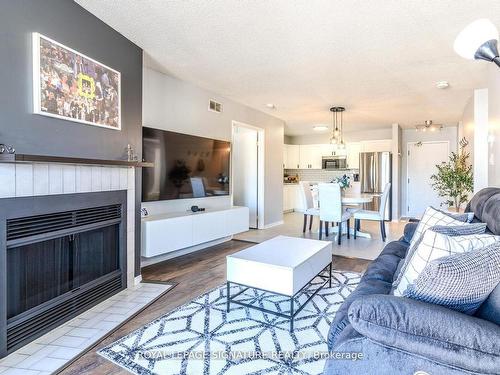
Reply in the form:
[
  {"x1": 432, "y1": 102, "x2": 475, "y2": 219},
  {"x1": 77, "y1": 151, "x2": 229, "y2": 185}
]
[{"x1": 7, "y1": 224, "x2": 120, "y2": 320}]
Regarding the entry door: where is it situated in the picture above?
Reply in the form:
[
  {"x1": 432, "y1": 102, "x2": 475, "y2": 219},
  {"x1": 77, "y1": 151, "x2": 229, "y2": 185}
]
[
  {"x1": 407, "y1": 141, "x2": 449, "y2": 217},
  {"x1": 232, "y1": 126, "x2": 258, "y2": 228}
]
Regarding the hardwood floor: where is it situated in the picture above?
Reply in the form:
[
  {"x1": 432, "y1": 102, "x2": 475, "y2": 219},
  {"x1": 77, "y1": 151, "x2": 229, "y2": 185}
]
[{"x1": 60, "y1": 240, "x2": 371, "y2": 374}]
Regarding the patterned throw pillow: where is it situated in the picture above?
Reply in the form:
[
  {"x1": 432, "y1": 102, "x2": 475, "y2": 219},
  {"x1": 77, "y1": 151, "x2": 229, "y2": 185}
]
[
  {"x1": 434, "y1": 207, "x2": 474, "y2": 223},
  {"x1": 404, "y1": 241, "x2": 500, "y2": 314},
  {"x1": 392, "y1": 207, "x2": 474, "y2": 290},
  {"x1": 393, "y1": 229, "x2": 497, "y2": 296}
]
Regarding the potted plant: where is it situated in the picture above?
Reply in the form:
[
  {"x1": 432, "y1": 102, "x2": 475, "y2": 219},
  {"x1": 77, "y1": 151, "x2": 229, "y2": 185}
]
[
  {"x1": 334, "y1": 174, "x2": 351, "y2": 193},
  {"x1": 430, "y1": 138, "x2": 473, "y2": 212}
]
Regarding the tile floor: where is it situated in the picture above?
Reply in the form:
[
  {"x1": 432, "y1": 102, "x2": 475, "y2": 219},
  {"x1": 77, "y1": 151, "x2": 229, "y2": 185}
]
[
  {"x1": 0, "y1": 282, "x2": 172, "y2": 375},
  {"x1": 235, "y1": 212, "x2": 407, "y2": 260}
]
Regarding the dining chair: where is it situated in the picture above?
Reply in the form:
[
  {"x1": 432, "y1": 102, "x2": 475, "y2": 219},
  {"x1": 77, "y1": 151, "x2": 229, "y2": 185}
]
[
  {"x1": 190, "y1": 177, "x2": 206, "y2": 198},
  {"x1": 318, "y1": 183, "x2": 352, "y2": 245},
  {"x1": 299, "y1": 182, "x2": 320, "y2": 232},
  {"x1": 353, "y1": 182, "x2": 391, "y2": 241}
]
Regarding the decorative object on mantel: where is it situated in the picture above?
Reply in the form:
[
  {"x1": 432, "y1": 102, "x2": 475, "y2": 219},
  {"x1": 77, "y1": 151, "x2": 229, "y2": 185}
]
[
  {"x1": 0, "y1": 144, "x2": 15, "y2": 154},
  {"x1": 431, "y1": 138, "x2": 473, "y2": 212},
  {"x1": 329, "y1": 106, "x2": 346, "y2": 149},
  {"x1": 33, "y1": 33, "x2": 121, "y2": 130},
  {"x1": 334, "y1": 174, "x2": 351, "y2": 191},
  {"x1": 126, "y1": 144, "x2": 139, "y2": 162},
  {"x1": 0, "y1": 153, "x2": 153, "y2": 168}
]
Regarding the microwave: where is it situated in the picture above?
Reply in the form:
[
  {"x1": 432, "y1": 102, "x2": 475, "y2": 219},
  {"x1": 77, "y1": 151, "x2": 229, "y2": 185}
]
[{"x1": 322, "y1": 156, "x2": 347, "y2": 170}]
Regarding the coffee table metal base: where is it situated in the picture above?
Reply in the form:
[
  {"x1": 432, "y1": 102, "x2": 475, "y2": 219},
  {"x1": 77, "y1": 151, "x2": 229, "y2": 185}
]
[{"x1": 226, "y1": 262, "x2": 332, "y2": 331}]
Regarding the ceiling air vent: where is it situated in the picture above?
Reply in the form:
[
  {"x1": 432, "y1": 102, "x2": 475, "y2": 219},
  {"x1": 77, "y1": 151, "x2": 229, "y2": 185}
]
[{"x1": 208, "y1": 99, "x2": 223, "y2": 113}]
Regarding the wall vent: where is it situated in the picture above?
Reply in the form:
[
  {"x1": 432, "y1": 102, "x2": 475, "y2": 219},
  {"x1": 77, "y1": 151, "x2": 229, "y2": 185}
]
[{"x1": 208, "y1": 99, "x2": 223, "y2": 113}]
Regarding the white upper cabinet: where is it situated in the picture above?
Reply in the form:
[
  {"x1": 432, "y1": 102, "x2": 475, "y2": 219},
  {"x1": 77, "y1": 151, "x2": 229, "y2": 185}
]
[
  {"x1": 299, "y1": 145, "x2": 322, "y2": 169},
  {"x1": 285, "y1": 144, "x2": 300, "y2": 169},
  {"x1": 346, "y1": 142, "x2": 361, "y2": 169},
  {"x1": 283, "y1": 140, "x2": 390, "y2": 170},
  {"x1": 360, "y1": 139, "x2": 392, "y2": 152}
]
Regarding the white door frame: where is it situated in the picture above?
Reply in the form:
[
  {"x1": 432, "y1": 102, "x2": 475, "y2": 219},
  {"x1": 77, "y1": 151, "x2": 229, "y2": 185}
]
[
  {"x1": 406, "y1": 140, "x2": 450, "y2": 217},
  {"x1": 231, "y1": 121, "x2": 265, "y2": 229}
]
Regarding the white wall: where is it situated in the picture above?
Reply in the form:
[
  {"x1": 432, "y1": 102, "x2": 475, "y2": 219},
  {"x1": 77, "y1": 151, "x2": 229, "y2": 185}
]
[
  {"x1": 400, "y1": 126, "x2": 458, "y2": 216},
  {"x1": 460, "y1": 94, "x2": 475, "y2": 168},
  {"x1": 287, "y1": 127, "x2": 392, "y2": 145},
  {"x1": 487, "y1": 65, "x2": 500, "y2": 187},
  {"x1": 459, "y1": 64, "x2": 500, "y2": 190},
  {"x1": 142, "y1": 67, "x2": 285, "y2": 226},
  {"x1": 474, "y1": 88, "x2": 489, "y2": 192}
]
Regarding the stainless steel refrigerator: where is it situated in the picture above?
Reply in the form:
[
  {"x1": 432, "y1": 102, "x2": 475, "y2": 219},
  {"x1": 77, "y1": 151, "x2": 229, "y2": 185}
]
[{"x1": 359, "y1": 152, "x2": 392, "y2": 220}]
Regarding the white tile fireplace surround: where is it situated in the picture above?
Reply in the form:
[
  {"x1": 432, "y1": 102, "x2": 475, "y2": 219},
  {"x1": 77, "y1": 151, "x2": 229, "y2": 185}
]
[{"x1": 0, "y1": 162, "x2": 137, "y2": 287}]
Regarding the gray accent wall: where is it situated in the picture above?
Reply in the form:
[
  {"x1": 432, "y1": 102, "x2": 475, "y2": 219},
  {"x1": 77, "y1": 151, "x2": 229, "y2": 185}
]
[{"x1": 0, "y1": 0, "x2": 143, "y2": 275}]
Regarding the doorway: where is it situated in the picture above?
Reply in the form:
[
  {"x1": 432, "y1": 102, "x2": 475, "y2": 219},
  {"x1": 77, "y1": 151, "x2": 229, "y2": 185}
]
[
  {"x1": 406, "y1": 141, "x2": 450, "y2": 217},
  {"x1": 231, "y1": 122, "x2": 264, "y2": 229}
]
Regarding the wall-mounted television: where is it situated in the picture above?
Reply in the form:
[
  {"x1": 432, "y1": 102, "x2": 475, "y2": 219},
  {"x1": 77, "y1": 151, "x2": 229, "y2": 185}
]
[{"x1": 142, "y1": 127, "x2": 230, "y2": 202}]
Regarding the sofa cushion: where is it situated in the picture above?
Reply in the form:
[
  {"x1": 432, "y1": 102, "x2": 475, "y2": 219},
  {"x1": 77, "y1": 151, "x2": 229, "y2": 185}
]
[
  {"x1": 475, "y1": 282, "x2": 500, "y2": 325},
  {"x1": 362, "y1": 241, "x2": 408, "y2": 282},
  {"x1": 327, "y1": 278, "x2": 393, "y2": 349},
  {"x1": 466, "y1": 187, "x2": 500, "y2": 235},
  {"x1": 347, "y1": 295, "x2": 500, "y2": 374},
  {"x1": 404, "y1": 240, "x2": 500, "y2": 314},
  {"x1": 327, "y1": 240, "x2": 409, "y2": 349},
  {"x1": 402, "y1": 222, "x2": 418, "y2": 243}
]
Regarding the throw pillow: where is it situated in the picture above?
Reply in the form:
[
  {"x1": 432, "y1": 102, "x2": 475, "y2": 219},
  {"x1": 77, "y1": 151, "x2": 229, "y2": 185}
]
[
  {"x1": 410, "y1": 207, "x2": 470, "y2": 249},
  {"x1": 434, "y1": 207, "x2": 474, "y2": 223},
  {"x1": 392, "y1": 207, "x2": 479, "y2": 291},
  {"x1": 394, "y1": 229, "x2": 497, "y2": 296},
  {"x1": 404, "y1": 241, "x2": 500, "y2": 314}
]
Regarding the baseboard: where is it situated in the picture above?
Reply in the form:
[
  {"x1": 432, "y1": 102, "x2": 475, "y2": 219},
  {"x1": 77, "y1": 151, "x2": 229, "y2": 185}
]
[{"x1": 262, "y1": 220, "x2": 284, "y2": 229}]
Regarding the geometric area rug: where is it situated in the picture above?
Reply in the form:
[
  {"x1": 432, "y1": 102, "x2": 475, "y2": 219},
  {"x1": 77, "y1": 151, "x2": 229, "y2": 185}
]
[{"x1": 98, "y1": 271, "x2": 361, "y2": 375}]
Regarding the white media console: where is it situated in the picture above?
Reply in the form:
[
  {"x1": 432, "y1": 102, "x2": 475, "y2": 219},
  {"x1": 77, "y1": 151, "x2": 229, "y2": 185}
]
[{"x1": 141, "y1": 206, "x2": 249, "y2": 258}]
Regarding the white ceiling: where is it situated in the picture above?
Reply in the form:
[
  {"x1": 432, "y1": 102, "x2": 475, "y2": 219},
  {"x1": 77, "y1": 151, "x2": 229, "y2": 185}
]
[{"x1": 76, "y1": 0, "x2": 499, "y2": 135}]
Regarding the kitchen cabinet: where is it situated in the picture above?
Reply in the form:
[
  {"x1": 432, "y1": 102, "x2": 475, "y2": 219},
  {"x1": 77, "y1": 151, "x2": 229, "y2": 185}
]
[
  {"x1": 299, "y1": 145, "x2": 322, "y2": 169},
  {"x1": 284, "y1": 144, "x2": 300, "y2": 169},
  {"x1": 346, "y1": 142, "x2": 361, "y2": 169},
  {"x1": 320, "y1": 143, "x2": 347, "y2": 157},
  {"x1": 360, "y1": 139, "x2": 392, "y2": 152},
  {"x1": 283, "y1": 184, "x2": 304, "y2": 212}
]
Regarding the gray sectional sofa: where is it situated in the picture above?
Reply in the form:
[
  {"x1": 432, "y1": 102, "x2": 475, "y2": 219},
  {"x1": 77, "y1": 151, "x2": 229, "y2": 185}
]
[{"x1": 323, "y1": 187, "x2": 500, "y2": 375}]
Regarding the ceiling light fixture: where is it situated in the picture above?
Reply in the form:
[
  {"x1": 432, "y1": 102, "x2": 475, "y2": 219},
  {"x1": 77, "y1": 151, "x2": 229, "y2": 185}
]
[
  {"x1": 454, "y1": 19, "x2": 500, "y2": 68},
  {"x1": 265, "y1": 103, "x2": 277, "y2": 110},
  {"x1": 330, "y1": 106, "x2": 346, "y2": 148},
  {"x1": 415, "y1": 120, "x2": 443, "y2": 132},
  {"x1": 313, "y1": 125, "x2": 329, "y2": 131},
  {"x1": 435, "y1": 81, "x2": 450, "y2": 89}
]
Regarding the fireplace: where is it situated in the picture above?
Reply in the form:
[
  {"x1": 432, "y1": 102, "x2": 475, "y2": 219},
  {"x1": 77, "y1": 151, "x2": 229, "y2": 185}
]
[{"x1": 0, "y1": 191, "x2": 127, "y2": 357}]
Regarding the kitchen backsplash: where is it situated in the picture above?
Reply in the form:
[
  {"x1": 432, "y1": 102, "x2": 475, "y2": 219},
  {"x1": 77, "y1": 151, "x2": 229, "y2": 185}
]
[{"x1": 284, "y1": 169, "x2": 358, "y2": 183}]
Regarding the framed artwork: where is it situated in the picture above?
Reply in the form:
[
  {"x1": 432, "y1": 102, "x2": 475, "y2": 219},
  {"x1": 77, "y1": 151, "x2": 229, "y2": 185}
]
[{"x1": 32, "y1": 32, "x2": 121, "y2": 130}]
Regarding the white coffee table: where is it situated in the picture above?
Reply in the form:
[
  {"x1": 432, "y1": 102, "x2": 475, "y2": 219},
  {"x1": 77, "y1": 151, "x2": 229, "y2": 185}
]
[{"x1": 226, "y1": 235, "x2": 332, "y2": 331}]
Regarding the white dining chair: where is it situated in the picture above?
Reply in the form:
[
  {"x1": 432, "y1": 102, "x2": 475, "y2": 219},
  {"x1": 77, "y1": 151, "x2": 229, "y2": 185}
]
[
  {"x1": 353, "y1": 182, "x2": 391, "y2": 241},
  {"x1": 318, "y1": 183, "x2": 352, "y2": 245},
  {"x1": 300, "y1": 182, "x2": 320, "y2": 232}
]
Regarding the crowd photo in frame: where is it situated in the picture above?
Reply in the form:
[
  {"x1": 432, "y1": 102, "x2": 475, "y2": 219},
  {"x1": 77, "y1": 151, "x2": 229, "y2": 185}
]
[{"x1": 33, "y1": 32, "x2": 121, "y2": 130}]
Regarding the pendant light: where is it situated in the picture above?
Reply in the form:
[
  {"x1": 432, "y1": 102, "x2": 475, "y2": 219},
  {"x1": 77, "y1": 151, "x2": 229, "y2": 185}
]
[{"x1": 330, "y1": 106, "x2": 346, "y2": 148}]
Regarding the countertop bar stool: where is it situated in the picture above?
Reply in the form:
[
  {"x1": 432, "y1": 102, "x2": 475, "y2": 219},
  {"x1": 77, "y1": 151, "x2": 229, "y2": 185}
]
[{"x1": 318, "y1": 183, "x2": 352, "y2": 245}]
